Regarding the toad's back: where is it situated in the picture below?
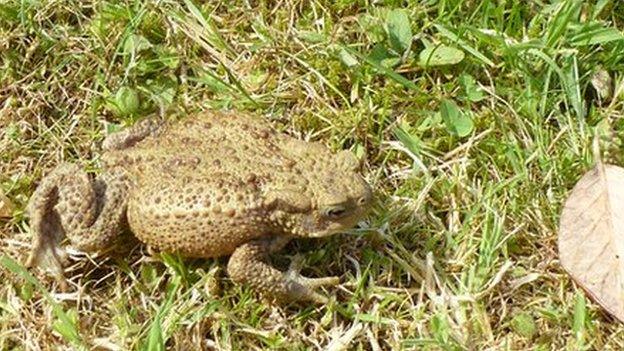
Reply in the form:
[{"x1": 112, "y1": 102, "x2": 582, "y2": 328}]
[
  {"x1": 116, "y1": 112, "x2": 297, "y2": 176},
  {"x1": 102, "y1": 112, "x2": 311, "y2": 257}
]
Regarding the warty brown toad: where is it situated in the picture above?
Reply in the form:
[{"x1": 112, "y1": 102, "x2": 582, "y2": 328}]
[{"x1": 26, "y1": 110, "x2": 372, "y2": 303}]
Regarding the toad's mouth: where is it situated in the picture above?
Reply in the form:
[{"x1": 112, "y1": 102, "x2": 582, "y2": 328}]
[{"x1": 302, "y1": 213, "x2": 365, "y2": 238}]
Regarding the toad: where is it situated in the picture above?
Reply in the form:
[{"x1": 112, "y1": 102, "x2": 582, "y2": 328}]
[{"x1": 26, "y1": 110, "x2": 372, "y2": 303}]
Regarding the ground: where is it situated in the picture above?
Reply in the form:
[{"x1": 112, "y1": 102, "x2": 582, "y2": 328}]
[{"x1": 1, "y1": 0, "x2": 624, "y2": 350}]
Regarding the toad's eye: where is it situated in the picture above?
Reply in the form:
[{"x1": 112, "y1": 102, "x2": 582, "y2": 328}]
[
  {"x1": 323, "y1": 205, "x2": 347, "y2": 218},
  {"x1": 357, "y1": 196, "x2": 368, "y2": 206}
]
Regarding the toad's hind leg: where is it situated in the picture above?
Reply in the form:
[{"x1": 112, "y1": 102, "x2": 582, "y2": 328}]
[
  {"x1": 26, "y1": 163, "x2": 130, "y2": 287},
  {"x1": 227, "y1": 237, "x2": 340, "y2": 304}
]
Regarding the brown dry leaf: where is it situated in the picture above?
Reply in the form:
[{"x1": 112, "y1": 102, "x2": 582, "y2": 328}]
[
  {"x1": 559, "y1": 162, "x2": 624, "y2": 322},
  {"x1": 590, "y1": 68, "x2": 613, "y2": 104},
  {"x1": 0, "y1": 190, "x2": 15, "y2": 218}
]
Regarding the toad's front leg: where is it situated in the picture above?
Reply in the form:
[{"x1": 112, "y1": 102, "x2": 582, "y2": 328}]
[
  {"x1": 26, "y1": 163, "x2": 130, "y2": 288},
  {"x1": 227, "y1": 237, "x2": 340, "y2": 304}
]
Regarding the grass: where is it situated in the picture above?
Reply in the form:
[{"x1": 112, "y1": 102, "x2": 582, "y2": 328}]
[{"x1": 1, "y1": 0, "x2": 624, "y2": 349}]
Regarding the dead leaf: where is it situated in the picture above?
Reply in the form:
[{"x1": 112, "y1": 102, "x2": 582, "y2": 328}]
[
  {"x1": 0, "y1": 190, "x2": 14, "y2": 218},
  {"x1": 590, "y1": 68, "x2": 613, "y2": 104},
  {"x1": 559, "y1": 162, "x2": 624, "y2": 322}
]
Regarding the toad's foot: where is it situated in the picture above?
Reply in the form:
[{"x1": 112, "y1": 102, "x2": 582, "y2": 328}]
[
  {"x1": 227, "y1": 239, "x2": 339, "y2": 304},
  {"x1": 284, "y1": 254, "x2": 339, "y2": 304},
  {"x1": 26, "y1": 227, "x2": 70, "y2": 290}
]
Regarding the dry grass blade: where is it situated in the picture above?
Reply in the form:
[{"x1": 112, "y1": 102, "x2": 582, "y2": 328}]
[{"x1": 559, "y1": 162, "x2": 624, "y2": 322}]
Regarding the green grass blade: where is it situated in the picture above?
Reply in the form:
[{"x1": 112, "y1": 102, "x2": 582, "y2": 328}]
[
  {"x1": 569, "y1": 25, "x2": 624, "y2": 46},
  {"x1": 182, "y1": 0, "x2": 235, "y2": 55},
  {"x1": 572, "y1": 292, "x2": 586, "y2": 347},
  {"x1": 525, "y1": 49, "x2": 584, "y2": 119},
  {"x1": 340, "y1": 45, "x2": 418, "y2": 91},
  {"x1": 434, "y1": 24, "x2": 496, "y2": 67},
  {"x1": 145, "y1": 313, "x2": 165, "y2": 351},
  {"x1": 546, "y1": 0, "x2": 582, "y2": 48},
  {"x1": 140, "y1": 272, "x2": 184, "y2": 349},
  {"x1": 283, "y1": 50, "x2": 352, "y2": 106},
  {"x1": 561, "y1": 54, "x2": 585, "y2": 120},
  {"x1": 0, "y1": 255, "x2": 86, "y2": 349}
]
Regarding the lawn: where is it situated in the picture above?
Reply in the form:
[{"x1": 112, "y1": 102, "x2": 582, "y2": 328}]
[{"x1": 1, "y1": 0, "x2": 624, "y2": 349}]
